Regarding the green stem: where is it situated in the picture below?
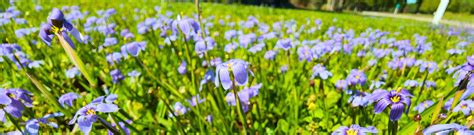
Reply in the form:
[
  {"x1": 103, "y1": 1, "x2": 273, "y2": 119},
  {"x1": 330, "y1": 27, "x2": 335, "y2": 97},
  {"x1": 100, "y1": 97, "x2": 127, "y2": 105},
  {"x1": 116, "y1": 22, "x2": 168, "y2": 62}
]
[
  {"x1": 392, "y1": 120, "x2": 398, "y2": 135},
  {"x1": 232, "y1": 81, "x2": 248, "y2": 133},
  {"x1": 97, "y1": 117, "x2": 120, "y2": 135}
]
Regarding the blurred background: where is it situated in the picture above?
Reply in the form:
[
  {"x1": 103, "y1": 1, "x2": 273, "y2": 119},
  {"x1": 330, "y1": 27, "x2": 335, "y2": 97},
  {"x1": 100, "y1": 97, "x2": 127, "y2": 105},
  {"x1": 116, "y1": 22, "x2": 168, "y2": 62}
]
[
  {"x1": 202, "y1": 0, "x2": 473, "y2": 14},
  {"x1": 173, "y1": 0, "x2": 473, "y2": 26}
]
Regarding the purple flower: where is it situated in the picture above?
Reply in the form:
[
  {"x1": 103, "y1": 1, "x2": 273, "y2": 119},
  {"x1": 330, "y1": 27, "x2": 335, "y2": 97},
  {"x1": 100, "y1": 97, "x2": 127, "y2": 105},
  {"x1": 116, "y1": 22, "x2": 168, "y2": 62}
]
[
  {"x1": 419, "y1": 61, "x2": 438, "y2": 73},
  {"x1": 187, "y1": 95, "x2": 205, "y2": 107},
  {"x1": 110, "y1": 69, "x2": 124, "y2": 84},
  {"x1": 199, "y1": 69, "x2": 215, "y2": 91},
  {"x1": 275, "y1": 38, "x2": 292, "y2": 51},
  {"x1": 447, "y1": 48, "x2": 464, "y2": 55},
  {"x1": 462, "y1": 55, "x2": 474, "y2": 71},
  {"x1": 28, "y1": 60, "x2": 44, "y2": 68},
  {"x1": 297, "y1": 45, "x2": 313, "y2": 62},
  {"x1": 121, "y1": 41, "x2": 146, "y2": 57},
  {"x1": 224, "y1": 42, "x2": 238, "y2": 53},
  {"x1": 176, "y1": 17, "x2": 200, "y2": 38},
  {"x1": 26, "y1": 112, "x2": 63, "y2": 135},
  {"x1": 178, "y1": 61, "x2": 187, "y2": 75},
  {"x1": 264, "y1": 50, "x2": 277, "y2": 60},
  {"x1": 206, "y1": 115, "x2": 213, "y2": 123},
  {"x1": 215, "y1": 59, "x2": 251, "y2": 90},
  {"x1": 66, "y1": 67, "x2": 80, "y2": 78},
  {"x1": 108, "y1": 120, "x2": 132, "y2": 135},
  {"x1": 127, "y1": 70, "x2": 141, "y2": 78},
  {"x1": 332, "y1": 124, "x2": 377, "y2": 135},
  {"x1": 248, "y1": 42, "x2": 265, "y2": 54},
  {"x1": 372, "y1": 90, "x2": 412, "y2": 121},
  {"x1": 347, "y1": 90, "x2": 373, "y2": 107},
  {"x1": 58, "y1": 92, "x2": 80, "y2": 107},
  {"x1": 425, "y1": 81, "x2": 436, "y2": 88},
  {"x1": 225, "y1": 83, "x2": 262, "y2": 112},
  {"x1": 444, "y1": 98, "x2": 454, "y2": 110},
  {"x1": 414, "y1": 100, "x2": 434, "y2": 113},
  {"x1": 372, "y1": 48, "x2": 390, "y2": 58},
  {"x1": 172, "y1": 102, "x2": 187, "y2": 116},
  {"x1": 336, "y1": 80, "x2": 348, "y2": 90},
  {"x1": 280, "y1": 65, "x2": 288, "y2": 73},
  {"x1": 39, "y1": 8, "x2": 83, "y2": 48},
  {"x1": 120, "y1": 29, "x2": 135, "y2": 40},
  {"x1": 103, "y1": 37, "x2": 117, "y2": 47},
  {"x1": 239, "y1": 33, "x2": 257, "y2": 48},
  {"x1": 106, "y1": 52, "x2": 122, "y2": 65},
  {"x1": 346, "y1": 69, "x2": 367, "y2": 86},
  {"x1": 400, "y1": 57, "x2": 416, "y2": 67},
  {"x1": 35, "y1": 5, "x2": 43, "y2": 11},
  {"x1": 224, "y1": 30, "x2": 237, "y2": 41},
  {"x1": 0, "y1": 88, "x2": 33, "y2": 122},
  {"x1": 210, "y1": 57, "x2": 222, "y2": 67},
  {"x1": 453, "y1": 100, "x2": 474, "y2": 115},
  {"x1": 461, "y1": 86, "x2": 474, "y2": 101},
  {"x1": 195, "y1": 37, "x2": 215, "y2": 57},
  {"x1": 311, "y1": 64, "x2": 332, "y2": 80},
  {"x1": 69, "y1": 101, "x2": 119, "y2": 135},
  {"x1": 369, "y1": 81, "x2": 385, "y2": 89},
  {"x1": 404, "y1": 80, "x2": 418, "y2": 87},
  {"x1": 423, "y1": 123, "x2": 474, "y2": 135}
]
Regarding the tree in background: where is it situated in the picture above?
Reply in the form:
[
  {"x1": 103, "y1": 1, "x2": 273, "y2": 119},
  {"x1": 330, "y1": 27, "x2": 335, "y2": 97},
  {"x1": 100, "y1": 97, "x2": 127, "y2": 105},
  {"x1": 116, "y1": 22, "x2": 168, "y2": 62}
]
[{"x1": 415, "y1": 0, "x2": 423, "y2": 13}]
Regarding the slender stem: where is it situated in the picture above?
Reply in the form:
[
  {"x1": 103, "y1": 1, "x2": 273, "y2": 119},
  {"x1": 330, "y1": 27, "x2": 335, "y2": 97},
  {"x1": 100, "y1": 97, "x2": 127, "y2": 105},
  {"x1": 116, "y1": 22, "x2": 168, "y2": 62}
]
[
  {"x1": 134, "y1": 57, "x2": 183, "y2": 99},
  {"x1": 158, "y1": 93, "x2": 186, "y2": 134},
  {"x1": 97, "y1": 117, "x2": 120, "y2": 135},
  {"x1": 392, "y1": 120, "x2": 398, "y2": 135},
  {"x1": 11, "y1": 55, "x2": 72, "y2": 116},
  {"x1": 388, "y1": 118, "x2": 391, "y2": 135},
  {"x1": 232, "y1": 80, "x2": 248, "y2": 133},
  {"x1": 414, "y1": 71, "x2": 429, "y2": 106}
]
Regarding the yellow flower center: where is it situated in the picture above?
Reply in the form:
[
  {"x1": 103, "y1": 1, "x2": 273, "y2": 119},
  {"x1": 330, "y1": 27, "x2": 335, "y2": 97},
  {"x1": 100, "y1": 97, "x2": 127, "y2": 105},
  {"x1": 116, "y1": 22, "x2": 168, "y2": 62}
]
[
  {"x1": 424, "y1": 102, "x2": 429, "y2": 107},
  {"x1": 455, "y1": 130, "x2": 461, "y2": 135},
  {"x1": 390, "y1": 95, "x2": 401, "y2": 103},
  {"x1": 355, "y1": 75, "x2": 360, "y2": 79},
  {"x1": 462, "y1": 104, "x2": 468, "y2": 109},
  {"x1": 8, "y1": 93, "x2": 16, "y2": 99},
  {"x1": 346, "y1": 128, "x2": 358, "y2": 135},
  {"x1": 51, "y1": 26, "x2": 63, "y2": 34},
  {"x1": 86, "y1": 108, "x2": 96, "y2": 115},
  {"x1": 227, "y1": 62, "x2": 233, "y2": 71}
]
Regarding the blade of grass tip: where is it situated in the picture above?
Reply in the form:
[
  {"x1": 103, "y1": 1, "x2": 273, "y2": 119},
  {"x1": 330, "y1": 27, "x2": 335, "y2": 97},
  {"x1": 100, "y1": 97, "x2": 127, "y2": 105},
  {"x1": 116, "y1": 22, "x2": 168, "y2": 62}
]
[
  {"x1": 56, "y1": 34, "x2": 96, "y2": 87},
  {"x1": 467, "y1": 116, "x2": 474, "y2": 127},
  {"x1": 450, "y1": 90, "x2": 465, "y2": 111},
  {"x1": 97, "y1": 117, "x2": 120, "y2": 135},
  {"x1": 3, "y1": 109, "x2": 24, "y2": 134},
  {"x1": 11, "y1": 55, "x2": 72, "y2": 117},
  {"x1": 24, "y1": 72, "x2": 72, "y2": 116},
  {"x1": 430, "y1": 97, "x2": 444, "y2": 124}
]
